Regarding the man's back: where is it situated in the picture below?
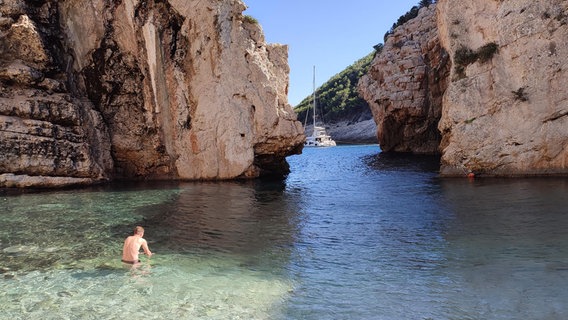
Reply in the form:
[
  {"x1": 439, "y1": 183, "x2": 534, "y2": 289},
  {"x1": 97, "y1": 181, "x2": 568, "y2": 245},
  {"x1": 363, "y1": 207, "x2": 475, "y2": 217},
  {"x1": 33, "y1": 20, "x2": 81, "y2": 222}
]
[{"x1": 122, "y1": 235, "x2": 142, "y2": 262}]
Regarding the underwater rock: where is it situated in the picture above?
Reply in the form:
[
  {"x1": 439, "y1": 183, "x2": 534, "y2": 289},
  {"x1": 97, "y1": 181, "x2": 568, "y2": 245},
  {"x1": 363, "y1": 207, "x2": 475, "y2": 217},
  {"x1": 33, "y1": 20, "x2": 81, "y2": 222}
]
[{"x1": 3, "y1": 245, "x2": 39, "y2": 254}]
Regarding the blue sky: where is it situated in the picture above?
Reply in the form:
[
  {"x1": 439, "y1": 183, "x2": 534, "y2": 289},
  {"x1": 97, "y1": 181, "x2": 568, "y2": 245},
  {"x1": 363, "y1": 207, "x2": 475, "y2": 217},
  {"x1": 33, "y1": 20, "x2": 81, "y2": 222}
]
[{"x1": 243, "y1": 0, "x2": 420, "y2": 107}]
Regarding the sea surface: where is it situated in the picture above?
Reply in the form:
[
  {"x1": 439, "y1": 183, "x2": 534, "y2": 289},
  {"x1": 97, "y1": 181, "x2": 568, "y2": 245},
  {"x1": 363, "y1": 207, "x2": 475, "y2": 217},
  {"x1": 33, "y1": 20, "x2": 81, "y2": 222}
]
[{"x1": 1, "y1": 145, "x2": 568, "y2": 319}]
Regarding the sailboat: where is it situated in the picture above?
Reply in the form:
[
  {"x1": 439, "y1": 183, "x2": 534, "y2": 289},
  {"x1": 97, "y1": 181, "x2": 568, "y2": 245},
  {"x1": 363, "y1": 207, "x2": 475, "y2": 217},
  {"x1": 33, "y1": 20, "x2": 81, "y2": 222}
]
[{"x1": 304, "y1": 66, "x2": 336, "y2": 147}]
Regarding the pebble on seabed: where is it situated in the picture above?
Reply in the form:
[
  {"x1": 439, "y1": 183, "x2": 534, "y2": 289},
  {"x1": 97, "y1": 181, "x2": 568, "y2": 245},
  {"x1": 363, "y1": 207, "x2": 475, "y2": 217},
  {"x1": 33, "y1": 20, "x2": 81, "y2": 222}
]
[{"x1": 3, "y1": 245, "x2": 39, "y2": 254}]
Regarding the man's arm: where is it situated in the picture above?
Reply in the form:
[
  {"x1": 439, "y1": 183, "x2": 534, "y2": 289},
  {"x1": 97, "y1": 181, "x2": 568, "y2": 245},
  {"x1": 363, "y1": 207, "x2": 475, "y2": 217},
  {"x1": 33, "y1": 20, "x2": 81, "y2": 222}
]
[{"x1": 141, "y1": 239, "x2": 153, "y2": 257}]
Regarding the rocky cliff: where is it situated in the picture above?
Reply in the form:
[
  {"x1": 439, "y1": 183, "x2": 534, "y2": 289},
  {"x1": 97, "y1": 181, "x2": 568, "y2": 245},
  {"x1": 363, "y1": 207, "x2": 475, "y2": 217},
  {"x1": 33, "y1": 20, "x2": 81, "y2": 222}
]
[
  {"x1": 0, "y1": 0, "x2": 304, "y2": 188},
  {"x1": 360, "y1": 0, "x2": 568, "y2": 176},
  {"x1": 358, "y1": 5, "x2": 450, "y2": 154},
  {"x1": 437, "y1": 0, "x2": 568, "y2": 176}
]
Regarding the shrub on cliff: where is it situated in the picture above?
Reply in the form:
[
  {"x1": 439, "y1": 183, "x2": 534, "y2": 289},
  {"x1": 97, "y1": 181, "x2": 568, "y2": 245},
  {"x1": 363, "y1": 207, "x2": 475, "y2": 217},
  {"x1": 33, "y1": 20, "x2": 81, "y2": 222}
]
[
  {"x1": 384, "y1": 0, "x2": 437, "y2": 42},
  {"x1": 419, "y1": 0, "x2": 435, "y2": 8},
  {"x1": 477, "y1": 42, "x2": 499, "y2": 62},
  {"x1": 453, "y1": 42, "x2": 499, "y2": 79},
  {"x1": 243, "y1": 15, "x2": 258, "y2": 24}
]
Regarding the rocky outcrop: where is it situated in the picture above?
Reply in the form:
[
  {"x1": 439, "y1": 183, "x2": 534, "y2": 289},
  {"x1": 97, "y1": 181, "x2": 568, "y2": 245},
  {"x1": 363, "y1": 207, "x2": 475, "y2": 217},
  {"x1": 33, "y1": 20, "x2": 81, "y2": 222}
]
[
  {"x1": 0, "y1": 0, "x2": 304, "y2": 188},
  {"x1": 358, "y1": 5, "x2": 450, "y2": 154},
  {"x1": 359, "y1": 0, "x2": 568, "y2": 176},
  {"x1": 0, "y1": 1, "x2": 113, "y2": 188},
  {"x1": 328, "y1": 119, "x2": 378, "y2": 144},
  {"x1": 437, "y1": 0, "x2": 568, "y2": 176}
]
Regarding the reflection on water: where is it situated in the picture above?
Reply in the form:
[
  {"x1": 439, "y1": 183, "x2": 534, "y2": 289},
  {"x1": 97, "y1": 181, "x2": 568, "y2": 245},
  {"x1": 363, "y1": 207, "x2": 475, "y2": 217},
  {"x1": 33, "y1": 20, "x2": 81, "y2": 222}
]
[
  {"x1": 145, "y1": 181, "x2": 300, "y2": 257},
  {"x1": 364, "y1": 151, "x2": 441, "y2": 173},
  {"x1": 1, "y1": 145, "x2": 568, "y2": 319},
  {"x1": 438, "y1": 178, "x2": 568, "y2": 318}
]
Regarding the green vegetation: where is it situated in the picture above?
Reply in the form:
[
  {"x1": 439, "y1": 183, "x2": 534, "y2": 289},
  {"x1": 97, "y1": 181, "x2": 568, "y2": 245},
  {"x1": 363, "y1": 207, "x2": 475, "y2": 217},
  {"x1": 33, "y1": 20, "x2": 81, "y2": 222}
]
[
  {"x1": 512, "y1": 87, "x2": 528, "y2": 102},
  {"x1": 294, "y1": 1, "x2": 438, "y2": 125},
  {"x1": 243, "y1": 15, "x2": 258, "y2": 24},
  {"x1": 477, "y1": 42, "x2": 499, "y2": 62},
  {"x1": 454, "y1": 47, "x2": 477, "y2": 66},
  {"x1": 383, "y1": 0, "x2": 436, "y2": 42},
  {"x1": 294, "y1": 52, "x2": 376, "y2": 125},
  {"x1": 453, "y1": 42, "x2": 499, "y2": 79}
]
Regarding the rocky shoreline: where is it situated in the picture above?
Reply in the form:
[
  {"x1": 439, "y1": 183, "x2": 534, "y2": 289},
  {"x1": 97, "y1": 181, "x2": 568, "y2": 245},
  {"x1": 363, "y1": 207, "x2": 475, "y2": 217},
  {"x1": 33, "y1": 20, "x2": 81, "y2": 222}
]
[{"x1": 303, "y1": 119, "x2": 378, "y2": 145}]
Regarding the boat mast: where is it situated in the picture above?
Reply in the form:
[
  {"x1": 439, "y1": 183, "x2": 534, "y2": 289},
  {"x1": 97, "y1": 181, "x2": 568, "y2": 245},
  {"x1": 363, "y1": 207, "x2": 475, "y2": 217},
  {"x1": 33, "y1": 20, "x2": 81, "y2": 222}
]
[{"x1": 312, "y1": 65, "x2": 316, "y2": 130}]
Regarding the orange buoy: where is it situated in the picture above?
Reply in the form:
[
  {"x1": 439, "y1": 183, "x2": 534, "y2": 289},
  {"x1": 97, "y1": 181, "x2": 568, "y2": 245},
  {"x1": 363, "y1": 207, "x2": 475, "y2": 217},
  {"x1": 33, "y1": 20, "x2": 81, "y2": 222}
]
[{"x1": 467, "y1": 172, "x2": 475, "y2": 178}]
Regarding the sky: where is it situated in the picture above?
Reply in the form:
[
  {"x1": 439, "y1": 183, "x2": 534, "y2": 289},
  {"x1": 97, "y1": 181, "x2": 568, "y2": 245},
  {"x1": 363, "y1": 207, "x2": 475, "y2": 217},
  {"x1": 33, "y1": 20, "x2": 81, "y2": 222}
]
[{"x1": 243, "y1": 0, "x2": 420, "y2": 107}]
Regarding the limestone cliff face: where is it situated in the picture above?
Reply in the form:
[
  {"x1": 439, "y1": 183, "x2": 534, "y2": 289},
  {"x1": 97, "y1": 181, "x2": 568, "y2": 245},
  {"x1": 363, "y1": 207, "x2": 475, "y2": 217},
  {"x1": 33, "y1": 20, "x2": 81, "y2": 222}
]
[
  {"x1": 358, "y1": 5, "x2": 450, "y2": 154},
  {"x1": 0, "y1": 0, "x2": 304, "y2": 187},
  {"x1": 437, "y1": 0, "x2": 568, "y2": 176},
  {"x1": 0, "y1": 1, "x2": 113, "y2": 187}
]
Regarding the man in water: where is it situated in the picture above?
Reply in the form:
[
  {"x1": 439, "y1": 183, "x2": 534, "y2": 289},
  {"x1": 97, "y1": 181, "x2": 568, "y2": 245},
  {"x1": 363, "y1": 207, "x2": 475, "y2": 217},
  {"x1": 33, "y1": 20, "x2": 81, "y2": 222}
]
[{"x1": 122, "y1": 226, "x2": 153, "y2": 264}]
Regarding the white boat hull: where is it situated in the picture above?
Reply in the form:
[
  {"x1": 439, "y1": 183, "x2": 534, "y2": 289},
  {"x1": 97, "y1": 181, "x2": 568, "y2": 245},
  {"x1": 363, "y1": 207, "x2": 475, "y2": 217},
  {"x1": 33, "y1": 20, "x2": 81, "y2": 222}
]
[
  {"x1": 304, "y1": 126, "x2": 336, "y2": 147},
  {"x1": 304, "y1": 138, "x2": 336, "y2": 147}
]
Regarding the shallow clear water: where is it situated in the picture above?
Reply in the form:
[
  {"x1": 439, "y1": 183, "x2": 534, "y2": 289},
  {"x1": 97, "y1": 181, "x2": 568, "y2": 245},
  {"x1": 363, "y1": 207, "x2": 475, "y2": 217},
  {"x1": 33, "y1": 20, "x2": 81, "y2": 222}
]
[{"x1": 1, "y1": 145, "x2": 568, "y2": 319}]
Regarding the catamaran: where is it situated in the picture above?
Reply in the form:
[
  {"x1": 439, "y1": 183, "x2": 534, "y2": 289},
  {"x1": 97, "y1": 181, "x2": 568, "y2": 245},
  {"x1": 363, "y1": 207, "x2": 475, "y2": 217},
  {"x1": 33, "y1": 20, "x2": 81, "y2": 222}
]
[{"x1": 304, "y1": 66, "x2": 336, "y2": 147}]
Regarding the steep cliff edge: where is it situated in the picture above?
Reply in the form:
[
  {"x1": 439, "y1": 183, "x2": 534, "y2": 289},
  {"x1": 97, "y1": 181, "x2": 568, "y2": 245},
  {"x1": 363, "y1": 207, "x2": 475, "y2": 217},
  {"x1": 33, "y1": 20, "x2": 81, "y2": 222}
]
[
  {"x1": 0, "y1": 0, "x2": 304, "y2": 188},
  {"x1": 358, "y1": 5, "x2": 450, "y2": 154},
  {"x1": 359, "y1": 0, "x2": 568, "y2": 176},
  {"x1": 437, "y1": 0, "x2": 568, "y2": 176}
]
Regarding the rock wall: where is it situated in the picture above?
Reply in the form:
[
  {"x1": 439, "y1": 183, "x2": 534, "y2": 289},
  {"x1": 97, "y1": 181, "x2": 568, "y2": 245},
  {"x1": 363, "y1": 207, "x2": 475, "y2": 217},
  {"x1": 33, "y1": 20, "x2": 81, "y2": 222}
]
[
  {"x1": 0, "y1": 0, "x2": 304, "y2": 187},
  {"x1": 437, "y1": 0, "x2": 568, "y2": 176},
  {"x1": 327, "y1": 119, "x2": 378, "y2": 144},
  {"x1": 0, "y1": 1, "x2": 113, "y2": 187},
  {"x1": 358, "y1": 5, "x2": 450, "y2": 154},
  {"x1": 359, "y1": 0, "x2": 568, "y2": 176}
]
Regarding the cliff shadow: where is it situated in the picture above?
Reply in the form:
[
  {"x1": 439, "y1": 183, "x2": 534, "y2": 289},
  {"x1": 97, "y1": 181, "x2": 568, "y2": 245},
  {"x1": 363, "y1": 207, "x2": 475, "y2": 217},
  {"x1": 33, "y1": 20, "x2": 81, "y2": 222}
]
[{"x1": 363, "y1": 152, "x2": 441, "y2": 173}]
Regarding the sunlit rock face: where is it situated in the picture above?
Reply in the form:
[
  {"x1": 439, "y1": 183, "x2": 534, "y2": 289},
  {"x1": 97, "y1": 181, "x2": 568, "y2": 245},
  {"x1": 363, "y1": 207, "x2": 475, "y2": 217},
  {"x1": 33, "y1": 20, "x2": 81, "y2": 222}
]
[
  {"x1": 0, "y1": 0, "x2": 304, "y2": 187},
  {"x1": 360, "y1": 0, "x2": 568, "y2": 176},
  {"x1": 358, "y1": 5, "x2": 450, "y2": 154},
  {"x1": 437, "y1": 0, "x2": 568, "y2": 176}
]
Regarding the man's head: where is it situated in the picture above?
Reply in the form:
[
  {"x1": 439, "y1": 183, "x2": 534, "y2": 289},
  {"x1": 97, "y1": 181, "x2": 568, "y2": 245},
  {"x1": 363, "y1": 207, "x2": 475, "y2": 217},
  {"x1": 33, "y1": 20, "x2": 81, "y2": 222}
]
[{"x1": 134, "y1": 226, "x2": 145, "y2": 236}]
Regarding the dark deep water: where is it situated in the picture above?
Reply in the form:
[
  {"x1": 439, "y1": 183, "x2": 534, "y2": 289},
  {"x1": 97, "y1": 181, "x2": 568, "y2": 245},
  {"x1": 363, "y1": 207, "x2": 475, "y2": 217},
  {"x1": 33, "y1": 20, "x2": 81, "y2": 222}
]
[{"x1": 1, "y1": 145, "x2": 568, "y2": 319}]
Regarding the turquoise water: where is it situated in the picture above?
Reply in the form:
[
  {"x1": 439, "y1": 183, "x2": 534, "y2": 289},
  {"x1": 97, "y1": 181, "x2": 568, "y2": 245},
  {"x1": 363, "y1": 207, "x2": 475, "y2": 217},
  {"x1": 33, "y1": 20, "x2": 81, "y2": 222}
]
[{"x1": 1, "y1": 145, "x2": 568, "y2": 319}]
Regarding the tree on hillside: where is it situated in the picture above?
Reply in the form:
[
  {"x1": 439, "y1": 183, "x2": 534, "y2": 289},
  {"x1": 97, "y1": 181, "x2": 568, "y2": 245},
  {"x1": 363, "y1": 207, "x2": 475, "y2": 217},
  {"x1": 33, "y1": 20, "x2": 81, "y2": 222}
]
[
  {"x1": 294, "y1": 52, "x2": 376, "y2": 126},
  {"x1": 294, "y1": 1, "x2": 438, "y2": 127},
  {"x1": 373, "y1": 43, "x2": 384, "y2": 54}
]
